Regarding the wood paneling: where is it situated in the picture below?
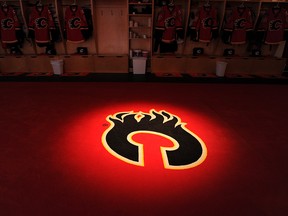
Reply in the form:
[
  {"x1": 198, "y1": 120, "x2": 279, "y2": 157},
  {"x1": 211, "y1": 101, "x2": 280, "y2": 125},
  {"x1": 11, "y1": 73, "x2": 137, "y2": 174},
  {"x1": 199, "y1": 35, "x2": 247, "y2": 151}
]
[
  {"x1": 0, "y1": 56, "x2": 28, "y2": 73},
  {"x1": 251, "y1": 58, "x2": 286, "y2": 75},
  {"x1": 26, "y1": 55, "x2": 54, "y2": 73},
  {"x1": 94, "y1": 55, "x2": 128, "y2": 73},
  {"x1": 95, "y1": 7, "x2": 128, "y2": 55},
  {"x1": 151, "y1": 56, "x2": 186, "y2": 73},
  {"x1": 186, "y1": 56, "x2": 217, "y2": 74},
  {"x1": 63, "y1": 55, "x2": 95, "y2": 72}
]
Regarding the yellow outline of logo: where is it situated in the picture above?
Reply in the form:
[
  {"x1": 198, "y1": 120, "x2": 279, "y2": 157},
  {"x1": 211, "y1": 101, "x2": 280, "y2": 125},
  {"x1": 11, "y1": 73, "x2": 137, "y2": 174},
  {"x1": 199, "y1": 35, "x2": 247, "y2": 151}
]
[{"x1": 102, "y1": 109, "x2": 207, "y2": 170}]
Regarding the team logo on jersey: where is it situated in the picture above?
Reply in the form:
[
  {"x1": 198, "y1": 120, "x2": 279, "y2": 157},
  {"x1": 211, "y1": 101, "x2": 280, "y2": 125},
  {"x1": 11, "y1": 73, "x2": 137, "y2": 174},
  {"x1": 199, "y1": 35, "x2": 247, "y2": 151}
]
[
  {"x1": 1, "y1": 18, "x2": 13, "y2": 30},
  {"x1": 69, "y1": 17, "x2": 81, "y2": 29},
  {"x1": 202, "y1": 17, "x2": 213, "y2": 29},
  {"x1": 234, "y1": 18, "x2": 246, "y2": 30},
  {"x1": 102, "y1": 110, "x2": 207, "y2": 170},
  {"x1": 165, "y1": 17, "x2": 176, "y2": 28},
  {"x1": 269, "y1": 20, "x2": 282, "y2": 31},
  {"x1": 35, "y1": 17, "x2": 48, "y2": 29}
]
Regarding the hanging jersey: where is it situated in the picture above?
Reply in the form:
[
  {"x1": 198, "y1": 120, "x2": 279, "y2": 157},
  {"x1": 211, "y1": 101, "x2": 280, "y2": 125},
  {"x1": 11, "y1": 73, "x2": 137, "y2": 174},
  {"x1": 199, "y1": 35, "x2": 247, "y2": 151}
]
[
  {"x1": 190, "y1": 5, "x2": 218, "y2": 43},
  {"x1": 257, "y1": 7, "x2": 288, "y2": 45},
  {"x1": 224, "y1": 6, "x2": 253, "y2": 44},
  {"x1": 155, "y1": 5, "x2": 183, "y2": 43},
  {"x1": 28, "y1": 5, "x2": 55, "y2": 44},
  {"x1": 65, "y1": 5, "x2": 88, "y2": 43},
  {"x1": 0, "y1": 6, "x2": 21, "y2": 44}
]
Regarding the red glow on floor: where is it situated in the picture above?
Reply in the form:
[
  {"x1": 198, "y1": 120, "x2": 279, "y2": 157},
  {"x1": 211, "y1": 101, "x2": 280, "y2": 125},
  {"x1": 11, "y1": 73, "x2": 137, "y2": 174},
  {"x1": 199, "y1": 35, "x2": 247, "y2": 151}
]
[{"x1": 53, "y1": 101, "x2": 240, "y2": 200}]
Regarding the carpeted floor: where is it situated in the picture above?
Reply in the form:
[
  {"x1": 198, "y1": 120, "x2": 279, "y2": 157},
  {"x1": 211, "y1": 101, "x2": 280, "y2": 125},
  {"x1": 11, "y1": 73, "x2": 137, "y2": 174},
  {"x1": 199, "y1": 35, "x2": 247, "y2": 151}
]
[{"x1": 0, "y1": 82, "x2": 288, "y2": 216}]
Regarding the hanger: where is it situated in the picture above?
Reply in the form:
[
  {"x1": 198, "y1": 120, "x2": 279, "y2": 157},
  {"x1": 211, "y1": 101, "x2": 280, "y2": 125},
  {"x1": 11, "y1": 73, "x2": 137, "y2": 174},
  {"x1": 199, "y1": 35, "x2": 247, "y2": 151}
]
[
  {"x1": 204, "y1": 0, "x2": 210, "y2": 7},
  {"x1": 238, "y1": 2, "x2": 245, "y2": 8},
  {"x1": 274, "y1": 2, "x2": 280, "y2": 9},
  {"x1": 168, "y1": 0, "x2": 175, "y2": 7},
  {"x1": 36, "y1": 0, "x2": 42, "y2": 7},
  {"x1": 70, "y1": 0, "x2": 77, "y2": 11},
  {"x1": 2, "y1": 1, "x2": 7, "y2": 7}
]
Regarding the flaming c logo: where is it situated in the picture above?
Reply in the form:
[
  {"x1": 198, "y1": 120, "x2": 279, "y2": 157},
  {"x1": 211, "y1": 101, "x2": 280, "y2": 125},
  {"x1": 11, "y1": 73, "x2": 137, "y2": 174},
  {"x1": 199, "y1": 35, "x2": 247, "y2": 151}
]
[
  {"x1": 102, "y1": 110, "x2": 207, "y2": 170},
  {"x1": 1, "y1": 18, "x2": 13, "y2": 30}
]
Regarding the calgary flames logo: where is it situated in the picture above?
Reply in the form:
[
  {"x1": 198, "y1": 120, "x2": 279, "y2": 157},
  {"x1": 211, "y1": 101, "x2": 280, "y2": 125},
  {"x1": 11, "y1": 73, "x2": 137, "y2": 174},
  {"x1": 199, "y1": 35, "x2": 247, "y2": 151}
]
[
  {"x1": 234, "y1": 18, "x2": 246, "y2": 30},
  {"x1": 1, "y1": 18, "x2": 13, "y2": 30},
  {"x1": 269, "y1": 20, "x2": 282, "y2": 31},
  {"x1": 202, "y1": 17, "x2": 213, "y2": 29},
  {"x1": 69, "y1": 17, "x2": 81, "y2": 29},
  {"x1": 165, "y1": 17, "x2": 176, "y2": 28},
  {"x1": 35, "y1": 17, "x2": 48, "y2": 29},
  {"x1": 102, "y1": 110, "x2": 207, "y2": 170}
]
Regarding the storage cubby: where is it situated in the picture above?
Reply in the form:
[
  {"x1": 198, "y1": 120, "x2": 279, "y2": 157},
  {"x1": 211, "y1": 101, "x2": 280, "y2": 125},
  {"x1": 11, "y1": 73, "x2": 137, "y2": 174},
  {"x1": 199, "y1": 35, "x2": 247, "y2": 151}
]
[
  {"x1": 185, "y1": 56, "x2": 218, "y2": 74},
  {"x1": 151, "y1": 55, "x2": 186, "y2": 73},
  {"x1": 250, "y1": 57, "x2": 286, "y2": 75},
  {"x1": 63, "y1": 54, "x2": 94, "y2": 72},
  {"x1": 94, "y1": 55, "x2": 129, "y2": 73},
  {"x1": 26, "y1": 55, "x2": 54, "y2": 73},
  {"x1": 0, "y1": 55, "x2": 27, "y2": 73}
]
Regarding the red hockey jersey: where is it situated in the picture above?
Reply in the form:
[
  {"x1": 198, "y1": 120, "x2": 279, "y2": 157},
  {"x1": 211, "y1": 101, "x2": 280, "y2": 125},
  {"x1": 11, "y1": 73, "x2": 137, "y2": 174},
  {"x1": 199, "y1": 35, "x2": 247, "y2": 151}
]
[
  {"x1": 65, "y1": 5, "x2": 88, "y2": 43},
  {"x1": 0, "y1": 5, "x2": 21, "y2": 44},
  {"x1": 28, "y1": 5, "x2": 55, "y2": 44},
  {"x1": 155, "y1": 5, "x2": 183, "y2": 43},
  {"x1": 190, "y1": 5, "x2": 218, "y2": 43},
  {"x1": 224, "y1": 6, "x2": 253, "y2": 44},
  {"x1": 257, "y1": 7, "x2": 288, "y2": 45}
]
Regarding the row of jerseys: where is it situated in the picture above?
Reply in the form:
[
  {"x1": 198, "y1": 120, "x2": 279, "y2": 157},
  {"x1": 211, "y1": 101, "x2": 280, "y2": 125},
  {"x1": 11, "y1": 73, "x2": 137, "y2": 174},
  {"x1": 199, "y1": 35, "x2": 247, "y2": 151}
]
[
  {"x1": 189, "y1": 4, "x2": 288, "y2": 45},
  {"x1": 0, "y1": 4, "x2": 91, "y2": 47}
]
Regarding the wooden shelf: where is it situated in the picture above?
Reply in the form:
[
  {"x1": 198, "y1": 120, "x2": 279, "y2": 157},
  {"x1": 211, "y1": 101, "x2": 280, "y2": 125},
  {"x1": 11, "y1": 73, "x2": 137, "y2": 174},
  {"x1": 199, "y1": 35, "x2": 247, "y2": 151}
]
[
  {"x1": 128, "y1": 3, "x2": 153, "y2": 5},
  {"x1": 129, "y1": 14, "x2": 152, "y2": 16},
  {"x1": 129, "y1": 26, "x2": 151, "y2": 29}
]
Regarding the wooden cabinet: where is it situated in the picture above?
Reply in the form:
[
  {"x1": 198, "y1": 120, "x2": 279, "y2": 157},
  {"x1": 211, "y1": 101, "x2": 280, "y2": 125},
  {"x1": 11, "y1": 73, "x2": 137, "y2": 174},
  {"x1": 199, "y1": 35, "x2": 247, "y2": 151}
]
[
  {"x1": 95, "y1": 0, "x2": 127, "y2": 55},
  {"x1": 94, "y1": 55, "x2": 129, "y2": 73},
  {"x1": 0, "y1": 55, "x2": 27, "y2": 73},
  {"x1": 0, "y1": 0, "x2": 287, "y2": 75}
]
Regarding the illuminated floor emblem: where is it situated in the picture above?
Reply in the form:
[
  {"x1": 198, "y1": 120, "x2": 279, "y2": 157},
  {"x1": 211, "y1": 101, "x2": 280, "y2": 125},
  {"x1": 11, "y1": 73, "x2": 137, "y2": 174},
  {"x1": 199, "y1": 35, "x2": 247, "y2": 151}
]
[{"x1": 102, "y1": 110, "x2": 207, "y2": 170}]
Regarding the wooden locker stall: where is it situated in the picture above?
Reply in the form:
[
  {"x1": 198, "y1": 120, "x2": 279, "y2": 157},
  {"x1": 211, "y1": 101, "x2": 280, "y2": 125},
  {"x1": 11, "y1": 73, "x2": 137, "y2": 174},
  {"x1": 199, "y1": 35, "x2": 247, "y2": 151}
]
[
  {"x1": 0, "y1": 0, "x2": 33, "y2": 55},
  {"x1": 151, "y1": 0, "x2": 190, "y2": 74},
  {"x1": 93, "y1": 0, "x2": 128, "y2": 73},
  {"x1": 184, "y1": 0, "x2": 226, "y2": 56},
  {"x1": 152, "y1": 0, "x2": 189, "y2": 56},
  {"x1": 56, "y1": 0, "x2": 96, "y2": 73},
  {"x1": 20, "y1": 0, "x2": 64, "y2": 55},
  {"x1": 58, "y1": 0, "x2": 95, "y2": 55}
]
